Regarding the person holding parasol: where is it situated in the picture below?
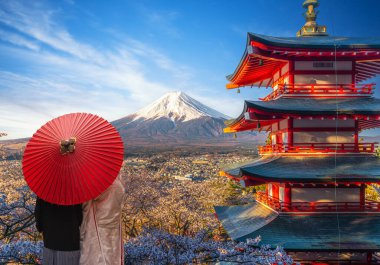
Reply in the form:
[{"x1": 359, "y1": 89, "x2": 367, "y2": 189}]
[{"x1": 23, "y1": 113, "x2": 125, "y2": 265}]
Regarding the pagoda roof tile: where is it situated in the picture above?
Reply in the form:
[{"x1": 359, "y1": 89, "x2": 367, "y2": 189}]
[
  {"x1": 245, "y1": 212, "x2": 380, "y2": 250},
  {"x1": 226, "y1": 97, "x2": 380, "y2": 132},
  {"x1": 214, "y1": 202, "x2": 278, "y2": 241},
  {"x1": 215, "y1": 202, "x2": 380, "y2": 250},
  {"x1": 248, "y1": 33, "x2": 380, "y2": 50},
  {"x1": 245, "y1": 97, "x2": 380, "y2": 115},
  {"x1": 225, "y1": 155, "x2": 380, "y2": 182},
  {"x1": 226, "y1": 33, "x2": 380, "y2": 87}
]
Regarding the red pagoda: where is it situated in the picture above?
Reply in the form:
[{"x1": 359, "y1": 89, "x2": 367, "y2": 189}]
[{"x1": 215, "y1": 1, "x2": 380, "y2": 264}]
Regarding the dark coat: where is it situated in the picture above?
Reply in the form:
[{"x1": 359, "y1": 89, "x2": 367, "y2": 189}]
[{"x1": 34, "y1": 197, "x2": 82, "y2": 251}]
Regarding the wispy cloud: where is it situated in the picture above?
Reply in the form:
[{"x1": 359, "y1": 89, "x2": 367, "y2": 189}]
[
  {"x1": 0, "y1": 29, "x2": 40, "y2": 51},
  {"x1": 145, "y1": 9, "x2": 181, "y2": 38},
  {"x1": 0, "y1": 1, "x2": 102, "y2": 62},
  {"x1": 0, "y1": 1, "x2": 206, "y2": 139}
]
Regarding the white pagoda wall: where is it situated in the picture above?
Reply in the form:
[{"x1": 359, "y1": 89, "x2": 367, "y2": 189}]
[
  {"x1": 293, "y1": 131, "x2": 354, "y2": 143},
  {"x1": 292, "y1": 187, "x2": 360, "y2": 202},
  {"x1": 294, "y1": 74, "x2": 352, "y2": 84},
  {"x1": 270, "y1": 119, "x2": 356, "y2": 145},
  {"x1": 294, "y1": 61, "x2": 352, "y2": 84},
  {"x1": 292, "y1": 119, "x2": 355, "y2": 144},
  {"x1": 293, "y1": 119, "x2": 355, "y2": 128},
  {"x1": 294, "y1": 61, "x2": 352, "y2": 71}
]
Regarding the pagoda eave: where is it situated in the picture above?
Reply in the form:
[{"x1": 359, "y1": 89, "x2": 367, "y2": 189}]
[
  {"x1": 225, "y1": 98, "x2": 380, "y2": 132},
  {"x1": 247, "y1": 33, "x2": 380, "y2": 52},
  {"x1": 214, "y1": 202, "x2": 380, "y2": 251},
  {"x1": 226, "y1": 33, "x2": 380, "y2": 88},
  {"x1": 223, "y1": 156, "x2": 380, "y2": 184},
  {"x1": 226, "y1": 48, "x2": 287, "y2": 89}
]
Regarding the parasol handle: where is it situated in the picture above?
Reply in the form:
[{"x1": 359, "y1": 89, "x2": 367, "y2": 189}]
[{"x1": 60, "y1": 137, "x2": 76, "y2": 155}]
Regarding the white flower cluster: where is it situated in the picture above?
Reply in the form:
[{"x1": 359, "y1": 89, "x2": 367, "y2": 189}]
[
  {"x1": 0, "y1": 240, "x2": 42, "y2": 264},
  {"x1": 124, "y1": 228, "x2": 293, "y2": 265}
]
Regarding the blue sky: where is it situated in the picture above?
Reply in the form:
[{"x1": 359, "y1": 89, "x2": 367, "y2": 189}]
[{"x1": 1, "y1": 0, "x2": 380, "y2": 139}]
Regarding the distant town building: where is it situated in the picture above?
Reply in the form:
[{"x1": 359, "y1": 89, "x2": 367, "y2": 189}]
[{"x1": 173, "y1": 175, "x2": 192, "y2": 181}]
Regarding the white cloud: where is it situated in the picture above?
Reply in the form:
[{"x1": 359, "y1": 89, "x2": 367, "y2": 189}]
[
  {"x1": 0, "y1": 29, "x2": 40, "y2": 51},
  {"x1": 0, "y1": 1, "x2": 240, "y2": 140},
  {"x1": 145, "y1": 9, "x2": 181, "y2": 38},
  {"x1": 0, "y1": 2, "x2": 184, "y2": 139},
  {"x1": 0, "y1": 1, "x2": 103, "y2": 62}
]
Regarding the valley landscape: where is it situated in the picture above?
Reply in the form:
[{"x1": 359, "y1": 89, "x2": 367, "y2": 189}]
[
  {"x1": 0, "y1": 91, "x2": 265, "y2": 158},
  {"x1": 0, "y1": 91, "x2": 271, "y2": 264}
]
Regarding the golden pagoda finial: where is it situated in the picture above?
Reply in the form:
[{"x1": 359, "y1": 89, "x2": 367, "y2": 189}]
[{"x1": 297, "y1": 0, "x2": 328, "y2": 37}]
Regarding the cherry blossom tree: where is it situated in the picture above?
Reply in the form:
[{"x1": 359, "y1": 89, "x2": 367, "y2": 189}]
[
  {"x1": 0, "y1": 186, "x2": 37, "y2": 242},
  {"x1": 0, "y1": 240, "x2": 42, "y2": 264},
  {"x1": 121, "y1": 167, "x2": 253, "y2": 238},
  {"x1": 125, "y1": 228, "x2": 293, "y2": 265},
  {"x1": 0, "y1": 132, "x2": 7, "y2": 159},
  {"x1": 0, "y1": 159, "x2": 292, "y2": 264},
  {"x1": 0, "y1": 185, "x2": 41, "y2": 264}
]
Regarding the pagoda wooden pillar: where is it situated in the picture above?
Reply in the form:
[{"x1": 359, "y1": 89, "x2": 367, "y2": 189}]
[
  {"x1": 284, "y1": 184, "x2": 291, "y2": 210},
  {"x1": 360, "y1": 184, "x2": 366, "y2": 207},
  {"x1": 354, "y1": 120, "x2": 359, "y2": 152},
  {"x1": 288, "y1": 118, "x2": 294, "y2": 148},
  {"x1": 272, "y1": 184, "x2": 279, "y2": 200},
  {"x1": 289, "y1": 60, "x2": 294, "y2": 85},
  {"x1": 367, "y1": 252, "x2": 372, "y2": 264}
]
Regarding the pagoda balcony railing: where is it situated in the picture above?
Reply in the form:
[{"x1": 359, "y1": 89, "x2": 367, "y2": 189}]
[
  {"x1": 258, "y1": 142, "x2": 378, "y2": 155},
  {"x1": 261, "y1": 83, "x2": 375, "y2": 101},
  {"x1": 256, "y1": 192, "x2": 380, "y2": 212}
]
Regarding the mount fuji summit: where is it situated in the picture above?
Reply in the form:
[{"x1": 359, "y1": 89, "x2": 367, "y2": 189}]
[{"x1": 112, "y1": 91, "x2": 244, "y2": 147}]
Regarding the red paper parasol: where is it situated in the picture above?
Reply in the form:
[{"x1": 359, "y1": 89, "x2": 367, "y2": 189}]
[{"x1": 22, "y1": 113, "x2": 124, "y2": 205}]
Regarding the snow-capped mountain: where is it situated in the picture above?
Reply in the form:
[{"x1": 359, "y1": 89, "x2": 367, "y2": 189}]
[
  {"x1": 0, "y1": 91, "x2": 265, "y2": 157},
  {"x1": 131, "y1": 91, "x2": 229, "y2": 122},
  {"x1": 112, "y1": 91, "x2": 242, "y2": 147}
]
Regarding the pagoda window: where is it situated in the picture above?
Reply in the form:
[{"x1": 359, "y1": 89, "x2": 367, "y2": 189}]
[
  {"x1": 282, "y1": 132, "x2": 288, "y2": 144},
  {"x1": 279, "y1": 186, "x2": 284, "y2": 202},
  {"x1": 271, "y1": 134, "x2": 277, "y2": 145},
  {"x1": 291, "y1": 187, "x2": 360, "y2": 203},
  {"x1": 267, "y1": 183, "x2": 273, "y2": 197}
]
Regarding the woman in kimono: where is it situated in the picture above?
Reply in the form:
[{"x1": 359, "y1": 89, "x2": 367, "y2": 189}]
[
  {"x1": 34, "y1": 197, "x2": 83, "y2": 265},
  {"x1": 80, "y1": 175, "x2": 125, "y2": 265}
]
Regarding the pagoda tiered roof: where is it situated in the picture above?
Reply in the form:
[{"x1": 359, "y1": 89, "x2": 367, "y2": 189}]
[
  {"x1": 247, "y1": 33, "x2": 380, "y2": 50},
  {"x1": 215, "y1": 202, "x2": 380, "y2": 251},
  {"x1": 222, "y1": 156, "x2": 380, "y2": 183},
  {"x1": 225, "y1": 97, "x2": 380, "y2": 133},
  {"x1": 227, "y1": 33, "x2": 380, "y2": 88}
]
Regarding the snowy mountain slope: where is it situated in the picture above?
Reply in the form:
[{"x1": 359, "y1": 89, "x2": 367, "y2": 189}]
[{"x1": 131, "y1": 91, "x2": 229, "y2": 122}]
